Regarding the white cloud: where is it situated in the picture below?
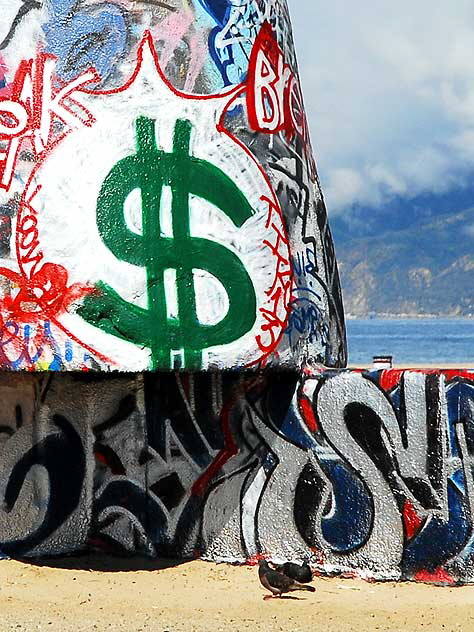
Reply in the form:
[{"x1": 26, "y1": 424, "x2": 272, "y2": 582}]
[{"x1": 287, "y1": 0, "x2": 474, "y2": 214}]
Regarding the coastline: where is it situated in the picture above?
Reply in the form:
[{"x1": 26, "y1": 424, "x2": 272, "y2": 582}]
[
  {"x1": 345, "y1": 313, "x2": 474, "y2": 320},
  {"x1": 345, "y1": 317, "x2": 474, "y2": 366}
]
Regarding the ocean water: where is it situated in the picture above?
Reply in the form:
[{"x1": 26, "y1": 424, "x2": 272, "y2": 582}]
[{"x1": 346, "y1": 318, "x2": 474, "y2": 366}]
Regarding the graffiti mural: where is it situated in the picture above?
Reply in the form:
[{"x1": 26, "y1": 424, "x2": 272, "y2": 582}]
[
  {"x1": 0, "y1": 369, "x2": 474, "y2": 583},
  {"x1": 0, "y1": 0, "x2": 346, "y2": 371},
  {"x1": 1, "y1": 0, "x2": 468, "y2": 588},
  {"x1": 0, "y1": 0, "x2": 472, "y2": 592}
]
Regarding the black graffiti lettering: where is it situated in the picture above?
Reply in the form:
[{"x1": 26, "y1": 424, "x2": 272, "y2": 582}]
[{"x1": 1, "y1": 413, "x2": 85, "y2": 556}]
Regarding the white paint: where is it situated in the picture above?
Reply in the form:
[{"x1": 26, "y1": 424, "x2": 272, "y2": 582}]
[
  {"x1": 160, "y1": 186, "x2": 173, "y2": 238},
  {"x1": 124, "y1": 188, "x2": 143, "y2": 236},
  {"x1": 164, "y1": 268, "x2": 178, "y2": 319}
]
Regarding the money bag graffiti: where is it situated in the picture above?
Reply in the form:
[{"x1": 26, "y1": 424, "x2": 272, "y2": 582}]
[{"x1": 0, "y1": 1, "x2": 346, "y2": 371}]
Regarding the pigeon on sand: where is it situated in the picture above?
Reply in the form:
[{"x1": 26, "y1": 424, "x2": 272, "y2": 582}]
[
  {"x1": 258, "y1": 560, "x2": 316, "y2": 598},
  {"x1": 273, "y1": 561, "x2": 313, "y2": 584}
]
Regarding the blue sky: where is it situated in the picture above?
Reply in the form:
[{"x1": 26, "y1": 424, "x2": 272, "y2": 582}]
[{"x1": 288, "y1": 1, "x2": 474, "y2": 216}]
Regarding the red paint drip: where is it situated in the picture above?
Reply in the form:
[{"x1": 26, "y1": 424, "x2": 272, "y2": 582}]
[
  {"x1": 414, "y1": 568, "x2": 456, "y2": 585},
  {"x1": 299, "y1": 395, "x2": 318, "y2": 433},
  {"x1": 191, "y1": 395, "x2": 238, "y2": 497},
  {"x1": 402, "y1": 499, "x2": 424, "y2": 541}
]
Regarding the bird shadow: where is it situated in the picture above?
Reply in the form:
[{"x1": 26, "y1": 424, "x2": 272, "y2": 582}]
[{"x1": 263, "y1": 595, "x2": 303, "y2": 601}]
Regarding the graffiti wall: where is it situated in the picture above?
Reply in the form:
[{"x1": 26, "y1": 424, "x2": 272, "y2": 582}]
[
  {"x1": 0, "y1": 0, "x2": 346, "y2": 371},
  {"x1": 1, "y1": 1, "x2": 470, "y2": 587},
  {"x1": 1, "y1": 368, "x2": 474, "y2": 584}
]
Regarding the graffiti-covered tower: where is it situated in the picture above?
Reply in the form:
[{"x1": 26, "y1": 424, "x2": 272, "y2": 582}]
[
  {"x1": 0, "y1": 1, "x2": 345, "y2": 370},
  {"x1": 0, "y1": 1, "x2": 348, "y2": 563}
]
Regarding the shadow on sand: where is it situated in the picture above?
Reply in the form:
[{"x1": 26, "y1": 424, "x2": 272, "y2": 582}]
[{"x1": 12, "y1": 553, "x2": 191, "y2": 573}]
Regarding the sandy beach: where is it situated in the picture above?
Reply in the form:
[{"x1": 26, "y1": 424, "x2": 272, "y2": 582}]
[{"x1": 0, "y1": 556, "x2": 473, "y2": 632}]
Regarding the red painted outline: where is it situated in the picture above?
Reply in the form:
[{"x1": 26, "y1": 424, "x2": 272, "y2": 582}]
[{"x1": 215, "y1": 86, "x2": 293, "y2": 366}]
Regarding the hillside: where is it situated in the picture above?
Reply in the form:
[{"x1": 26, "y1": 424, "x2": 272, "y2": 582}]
[{"x1": 333, "y1": 207, "x2": 474, "y2": 317}]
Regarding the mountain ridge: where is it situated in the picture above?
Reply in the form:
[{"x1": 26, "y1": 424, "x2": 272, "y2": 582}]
[{"x1": 333, "y1": 205, "x2": 474, "y2": 317}]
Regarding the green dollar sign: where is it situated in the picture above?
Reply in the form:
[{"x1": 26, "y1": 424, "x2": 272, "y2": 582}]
[{"x1": 78, "y1": 116, "x2": 257, "y2": 369}]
